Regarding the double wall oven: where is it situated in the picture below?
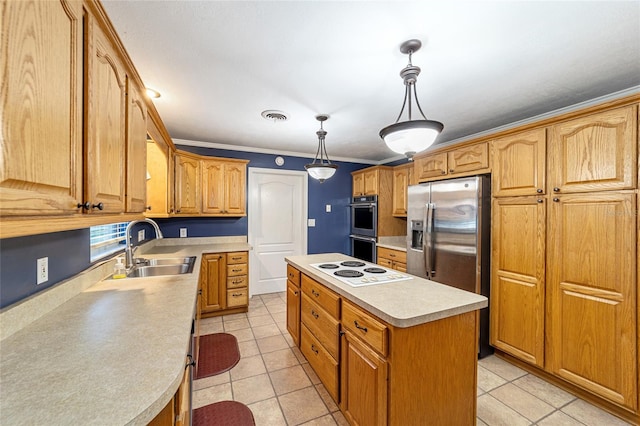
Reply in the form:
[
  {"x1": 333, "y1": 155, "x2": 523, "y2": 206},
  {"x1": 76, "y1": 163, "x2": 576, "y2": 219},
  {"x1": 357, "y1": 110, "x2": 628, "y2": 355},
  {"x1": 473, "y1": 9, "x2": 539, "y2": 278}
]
[{"x1": 349, "y1": 195, "x2": 377, "y2": 262}]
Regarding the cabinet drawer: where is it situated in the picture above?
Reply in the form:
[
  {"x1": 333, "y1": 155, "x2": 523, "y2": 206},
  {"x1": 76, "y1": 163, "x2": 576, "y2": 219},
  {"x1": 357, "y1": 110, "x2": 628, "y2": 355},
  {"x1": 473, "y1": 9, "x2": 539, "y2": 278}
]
[
  {"x1": 227, "y1": 263, "x2": 248, "y2": 277},
  {"x1": 377, "y1": 247, "x2": 407, "y2": 264},
  {"x1": 301, "y1": 293, "x2": 340, "y2": 360},
  {"x1": 394, "y1": 262, "x2": 407, "y2": 273},
  {"x1": 227, "y1": 251, "x2": 248, "y2": 264},
  {"x1": 227, "y1": 274, "x2": 248, "y2": 289},
  {"x1": 301, "y1": 324, "x2": 339, "y2": 402},
  {"x1": 301, "y1": 274, "x2": 340, "y2": 319},
  {"x1": 342, "y1": 300, "x2": 388, "y2": 356},
  {"x1": 378, "y1": 258, "x2": 393, "y2": 268},
  {"x1": 287, "y1": 264, "x2": 301, "y2": 287},
  {"x1": 227, "y1": 288, "x2": 248, "y2": 308}
]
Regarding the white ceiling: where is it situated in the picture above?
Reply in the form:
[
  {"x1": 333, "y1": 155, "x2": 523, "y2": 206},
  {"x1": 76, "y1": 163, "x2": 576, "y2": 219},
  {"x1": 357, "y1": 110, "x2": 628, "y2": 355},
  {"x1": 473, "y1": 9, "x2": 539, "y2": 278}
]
[{"x1": 102, "y1": 1, "x2": 640, "y2": 164}]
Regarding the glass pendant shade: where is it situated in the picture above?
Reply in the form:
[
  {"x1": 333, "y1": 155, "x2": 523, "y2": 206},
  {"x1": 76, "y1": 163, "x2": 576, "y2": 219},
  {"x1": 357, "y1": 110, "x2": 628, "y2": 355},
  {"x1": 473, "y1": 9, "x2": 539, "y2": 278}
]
[
  {"x1": 305, "y1": 115, "x2": 338, "y2": 183},
  {"x1": 381, "y1": 39, "x2": 443, "y2": 160},
  {"x1": 380, "y1": 120, "x2": 444, "y2": 159}
]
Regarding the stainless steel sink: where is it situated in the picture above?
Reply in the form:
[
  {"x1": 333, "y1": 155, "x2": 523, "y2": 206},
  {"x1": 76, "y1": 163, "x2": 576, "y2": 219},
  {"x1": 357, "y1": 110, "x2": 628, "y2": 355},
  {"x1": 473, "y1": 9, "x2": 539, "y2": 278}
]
[{"x1": 112, "y1": 256, "x2": 196, "y2": 279}]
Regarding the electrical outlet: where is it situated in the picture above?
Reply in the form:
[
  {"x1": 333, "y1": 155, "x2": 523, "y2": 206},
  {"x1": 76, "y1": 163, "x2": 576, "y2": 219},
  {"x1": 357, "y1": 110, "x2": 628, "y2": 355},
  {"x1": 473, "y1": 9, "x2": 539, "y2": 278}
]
[
  {"x1": 37, "y1": 257, "x2": 48, "y2": 285},
  {"x1": 325, "y1": 204, "x2": 332, "y2": 213},
  {"x1": 180, "y1": 228, "x2": 187, "y2": 238},
  {"x1": 308, "y1": 219, "x2": 316, "y2": 227},
  {"x1": 138, "y1": 229, "x2": 145, "y2": 242}
]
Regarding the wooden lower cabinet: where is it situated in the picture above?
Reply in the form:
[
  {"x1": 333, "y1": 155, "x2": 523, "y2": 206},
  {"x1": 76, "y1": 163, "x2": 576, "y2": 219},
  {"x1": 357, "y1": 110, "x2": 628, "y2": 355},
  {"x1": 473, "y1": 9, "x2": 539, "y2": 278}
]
[
  {"x1": 377, "y1": 247, "x2": 407, "y2": 272},
  {"x1": 547, "y1": 191, "x2": 637, "y2": 411},
  {"x1": 341, "y1": 330, "x2": 388, "y2": 426},
  {"x1": 286, "y1": 265, "x2": 480, "y2": 425},
  {"x1": 286, "y1": 280, "x2": 301, "y2": 346},
  {"x1": 200, "y1": 251, "x2": 249, "y2": 317},
  {"x1": 491, "y1": 196, "x2": 546, "y2": 367}
]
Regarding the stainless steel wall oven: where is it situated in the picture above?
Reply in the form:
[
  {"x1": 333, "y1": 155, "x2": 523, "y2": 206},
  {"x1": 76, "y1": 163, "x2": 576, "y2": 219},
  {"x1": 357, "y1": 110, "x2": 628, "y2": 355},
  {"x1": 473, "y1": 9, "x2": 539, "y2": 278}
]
[
  {"x1": 350, "y1": 195, "x2": 378, "y2": 262},
  {"x1": 350, "y1": 234, "x2": 377, "y2": 263}
]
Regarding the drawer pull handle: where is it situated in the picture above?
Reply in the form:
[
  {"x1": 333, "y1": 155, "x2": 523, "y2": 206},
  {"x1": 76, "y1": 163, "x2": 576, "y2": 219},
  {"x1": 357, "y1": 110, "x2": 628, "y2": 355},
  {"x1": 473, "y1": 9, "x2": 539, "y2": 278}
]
[
  {"x1": 232, "y1": 293, "x2": 243, "y2": 297},
  {"x1": 233, "y1": 279, "x2": 243, "y2": 284},
  {"x1": 232, "y1": 268, "x2": 242, "y2": 272},
  {"x1": 311, "y1": 310, "x2": 319, "y2": 319},
  {"x1": 354, "y1": 320, "x2": 368, "y2": 333},
  {"x1": 311, "y1": 344, "x2": 319, "y2": 355},
  {"x1": 293, "y1": 291, "x2": 298, "y2": 296},
  {"x1": 232, "y1": 257, "x2": 242, "y2": 260},
  {"x1": 311, "y1": 289, "x2": 320, "y2": 297},
  {"x1": 389, "y1": 253, "x2": 395, "y2": 257}
]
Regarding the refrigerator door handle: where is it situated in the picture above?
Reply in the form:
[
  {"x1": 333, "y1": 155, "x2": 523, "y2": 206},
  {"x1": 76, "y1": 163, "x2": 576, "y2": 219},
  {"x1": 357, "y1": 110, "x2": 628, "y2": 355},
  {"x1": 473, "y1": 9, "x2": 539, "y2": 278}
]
[
  {"x1": 425, "y1": 203, "x2": 436, "y2": 278},
  {"x1": 424, "y1": 203, "x2": 435, "y2": 279}
]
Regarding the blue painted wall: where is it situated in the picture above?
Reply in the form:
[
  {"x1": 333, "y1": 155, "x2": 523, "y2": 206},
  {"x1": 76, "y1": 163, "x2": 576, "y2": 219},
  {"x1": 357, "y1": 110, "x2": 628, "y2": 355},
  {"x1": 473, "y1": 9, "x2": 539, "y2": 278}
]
[{"x1": 0, "y1": 146, "x2": 370, "y2": 308}]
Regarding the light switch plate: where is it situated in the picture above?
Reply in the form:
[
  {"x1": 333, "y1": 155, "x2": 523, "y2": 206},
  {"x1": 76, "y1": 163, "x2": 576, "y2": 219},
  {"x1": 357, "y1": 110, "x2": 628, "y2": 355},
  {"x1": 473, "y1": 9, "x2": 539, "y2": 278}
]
[
  {"x1": 37, "y1": 257, "x2": 48, "y2": 285},
  {"x1": 325, "y1": 204, "x2": 331, "y2": 213},
  {"x1": 138, "y1": 229, "x2": 145, "y2": 241},
  {"x1": 180, "y1": 228, "x2": 187, "y2": 238},
  {"x1": 308, "y1": 219, "x2": 316, "y2": 227}
]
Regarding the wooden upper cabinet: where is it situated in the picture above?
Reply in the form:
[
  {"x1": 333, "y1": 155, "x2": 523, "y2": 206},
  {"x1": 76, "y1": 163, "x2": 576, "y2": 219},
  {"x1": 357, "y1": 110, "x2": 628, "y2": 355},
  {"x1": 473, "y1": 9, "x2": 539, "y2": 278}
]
[
  {"x1": 146, "y1": 139, "x2": 173, "y2": 216},
  {"x1": 224, "y1": 162, "x2": 247, "y2": 215},
  {"x1": 174, "y1": 153, "x2": 201, "y2": 215},
  {"x1": 125, "y1": 83, "x2": 147, "y2": 212},
  {"x1": 0, "y1": 0, "x2": 83, "y2": 216},
  {"x1": 202, "y1": 161, "x2": 225, "y2": 214},
  {"x1": 392, "y1": 165, "x2": 410, "y2": 216},
  {"x1": 491, "y1": 196, "x2": 546, "y2": 367},
  {"x1": 85, "y1": 18, "x2": 127, "y2": 213},
  {"x1": 549, "y1": 105, "x2": 637, "y2": 193},
  {"x1": 415, "y1": 152, "x2": 447, "y2": 181},
  {"x1": 547, "y1": 192, "x2": 637, "y2": 410},
  {"x1": 492, "y1": 129, "x2": 546, "y2": 197},
  {"x1": 352, "y1": 172, "x2": 365, "y2": 196},
  {"x1": 447, "y1": 143, "x2": 489, "y2": 174}
]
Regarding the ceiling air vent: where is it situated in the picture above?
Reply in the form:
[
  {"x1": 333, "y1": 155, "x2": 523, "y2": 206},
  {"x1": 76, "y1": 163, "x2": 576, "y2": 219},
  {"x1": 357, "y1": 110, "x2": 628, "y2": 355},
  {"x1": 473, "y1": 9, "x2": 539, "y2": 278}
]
[{"x1": 261, "y1": 110, "x2": 289, "y2": 122}]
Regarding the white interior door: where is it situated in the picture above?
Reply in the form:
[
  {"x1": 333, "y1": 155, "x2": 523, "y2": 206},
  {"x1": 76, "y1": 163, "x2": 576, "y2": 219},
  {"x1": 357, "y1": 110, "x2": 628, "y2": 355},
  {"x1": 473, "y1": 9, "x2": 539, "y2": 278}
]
[{"x1": 248, "y1": 168, "x2": 308, "y2": 295}]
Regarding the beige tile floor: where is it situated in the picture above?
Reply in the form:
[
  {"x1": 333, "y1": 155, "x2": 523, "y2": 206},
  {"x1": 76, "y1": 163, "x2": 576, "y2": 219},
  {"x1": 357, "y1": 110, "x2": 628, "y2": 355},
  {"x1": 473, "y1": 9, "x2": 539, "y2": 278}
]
[{"x1": 193, "y1": 292, "x2": 632, "y2": 426}]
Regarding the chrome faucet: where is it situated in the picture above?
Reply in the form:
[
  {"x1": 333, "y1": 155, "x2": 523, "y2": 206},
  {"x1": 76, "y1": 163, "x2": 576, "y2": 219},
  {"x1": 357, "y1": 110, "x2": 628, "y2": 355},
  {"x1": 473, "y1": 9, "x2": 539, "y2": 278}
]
[{"x1": 125, "y1": 218, "x2": 163, "y2": 268}]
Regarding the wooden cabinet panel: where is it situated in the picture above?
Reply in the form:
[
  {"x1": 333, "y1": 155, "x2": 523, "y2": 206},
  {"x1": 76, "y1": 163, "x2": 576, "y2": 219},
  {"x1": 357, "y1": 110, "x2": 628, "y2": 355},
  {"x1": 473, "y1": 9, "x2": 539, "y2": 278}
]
[
  {"x1": 0, "y1": 0, "x2": 83, "y2": 216},
  {"x1": 301, "y1": 293, "x2": 340, "y2": 360},
  {"x1": 492, "y1": 129, "x2": 546, "y2": 197},
  {"x1": 287, "y1": 280, "x2": 301, "y2": 347},
  {"x1": 377, "y1": 247, "x2": 407, "y2": 272},
  {"x1": 491, "y1": 197, "x2": 546, "y2": 366},
  {"x1": 227, "y1": 288, "x2": 247, "y2": 308},
  {"x1": 287, "y1": 264, "x2": 301, "y2": 286},
  {"x1": 415, "y1": 152, "x2": 447, "y2": 181},
  {"x1": 146, "y1": 139, "x2": 172, "y2": 216},
  {"x1": 200, "y1": 253, "x2": 226, "y2": 312},
  {"x1": 174, "y1": 153, "x2": 200, "y2": 214},
  {"x1": 224, "y1": 162, "x2": 247, "y2": 215},
  {"x1": 363, "y1": 169, "x2": 379, "y2": 195},
  {"x1": 85, "y1": 19, "x2": 126, "y2": 213},
  {"x1": 301, "y1": 274, "x2": 340, "y2": 318},
  {"x1": 392, "y1": 165, "x2": 410, "y2": 216},
  {"x1": 447, "y1": 143, "x2": 489, "y2": 174},
  {"x1": 301, "y1": 324, "x2": 339, "y2": 402},
  {"x1": 342, "y1": 300, "x2": 388, "y2": 356},
  {"x1": 547, "y1": 192, "x2": 637, "y2": 410},
  {"x1": 202, "y1": 160, "x2": 224, "y2": 214},
  {"x1": 125, "y1": 84, "x2": 147, "y2": 212},
  {"x1": 227, "y1": 263, "x2": 248, "y2": 277},
  {"x1": 549, "y1": 106, "x2": 637, "y2": 193},
  {"x1": 340, "y1": 330, "x2": 388, "y2": 426},
  {"x1": 352, "y1": 172, "x2": 365, "y2": 196}
]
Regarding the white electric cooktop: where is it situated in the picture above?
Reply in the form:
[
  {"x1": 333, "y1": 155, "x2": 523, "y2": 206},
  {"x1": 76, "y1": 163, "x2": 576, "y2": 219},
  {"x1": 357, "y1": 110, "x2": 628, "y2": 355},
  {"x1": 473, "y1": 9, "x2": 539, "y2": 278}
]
[{"x1": 309, "y1": 260, "x2": 412, "y2": 287}]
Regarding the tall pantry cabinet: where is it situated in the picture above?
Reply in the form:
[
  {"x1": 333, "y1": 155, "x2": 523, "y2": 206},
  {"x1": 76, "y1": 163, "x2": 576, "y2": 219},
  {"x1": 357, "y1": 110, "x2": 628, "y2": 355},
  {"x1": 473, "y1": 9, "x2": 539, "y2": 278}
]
[{"x1": 491, "y1": 103, "x2": 638, "y2": 414}]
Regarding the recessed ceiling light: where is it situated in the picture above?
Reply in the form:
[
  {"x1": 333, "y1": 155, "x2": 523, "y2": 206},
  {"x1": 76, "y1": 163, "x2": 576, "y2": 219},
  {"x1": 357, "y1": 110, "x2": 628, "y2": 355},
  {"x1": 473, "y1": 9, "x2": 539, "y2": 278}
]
[
  {"x1": 261, "y1": 110, "x2": 289, "y2": 122},
  {"x1": 146, "y1": 88, "x2": 161, "y2": 99}
]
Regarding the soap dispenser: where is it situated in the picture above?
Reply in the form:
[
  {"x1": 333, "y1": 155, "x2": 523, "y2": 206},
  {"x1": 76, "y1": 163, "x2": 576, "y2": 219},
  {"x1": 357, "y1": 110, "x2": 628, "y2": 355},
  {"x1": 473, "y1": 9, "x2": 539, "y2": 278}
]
[{"x1": 113, "y1": 258, "x2": 126, "y2": 279}]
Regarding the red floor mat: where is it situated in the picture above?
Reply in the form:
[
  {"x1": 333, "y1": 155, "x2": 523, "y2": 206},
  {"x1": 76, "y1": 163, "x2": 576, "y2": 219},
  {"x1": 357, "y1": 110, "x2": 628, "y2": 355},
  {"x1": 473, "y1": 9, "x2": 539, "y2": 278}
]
[
  {"x1": 193, "y1": 400, "x2": 255, "y2": 426},
  {"x1": 196, "y1": 333, "x2": 240, "y2": 380}
]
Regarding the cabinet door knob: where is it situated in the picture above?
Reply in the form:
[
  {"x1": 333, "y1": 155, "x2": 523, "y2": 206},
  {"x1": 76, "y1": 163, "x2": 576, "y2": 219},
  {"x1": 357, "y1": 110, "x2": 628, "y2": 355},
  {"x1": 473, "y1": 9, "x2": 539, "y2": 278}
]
[
  {"x1": 553, "y1": 187, "x2": 560, "y2": 192},
  {"x1": 537, "y1": 199, "x2": 543, "y2": 203},
  {"x1": 92, "y1": 202, "x2": 104, "y2": 210},
  {"x1": 176, "y1": 209, "x2": 181, "y2": 213},
  {"x1": 441, "y1": 170, "x2": 446, "y2": 175},
  {"x1": 553, "y1": 198, "x2": 560, "y2": 202},
  {"x1": 146, "y1": 206, "x2": 152, "y2": 211},
  {"x1": 77, "y1": 202, "x2": 90, "y2": 210},
  {"x1": 536, "y1": 189, "x2": 543, "y2": 194},
  {"x1": 449, "y1": 169, "x2": 454, "y2": 173}
]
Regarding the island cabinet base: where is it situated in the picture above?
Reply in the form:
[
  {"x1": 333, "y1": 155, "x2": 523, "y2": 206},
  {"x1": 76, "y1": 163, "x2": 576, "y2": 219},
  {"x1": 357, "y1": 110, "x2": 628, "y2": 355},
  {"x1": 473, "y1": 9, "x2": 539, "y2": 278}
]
[{"x1": 386, "y1": 311, "x2": 478, "y2": 426}]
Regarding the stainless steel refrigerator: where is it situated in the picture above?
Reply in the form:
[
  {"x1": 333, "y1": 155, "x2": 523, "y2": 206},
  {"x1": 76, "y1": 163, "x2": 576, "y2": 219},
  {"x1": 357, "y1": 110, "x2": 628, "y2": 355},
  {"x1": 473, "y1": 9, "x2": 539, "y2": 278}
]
[{"x1": 406, "y1": 175, "x2": 492, "y2": 358}]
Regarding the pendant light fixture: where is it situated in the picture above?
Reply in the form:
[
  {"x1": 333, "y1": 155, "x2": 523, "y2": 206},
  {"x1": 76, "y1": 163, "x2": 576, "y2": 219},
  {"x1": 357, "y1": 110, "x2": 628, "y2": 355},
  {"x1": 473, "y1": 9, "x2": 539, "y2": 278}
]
[
  {"x1": 305, "y1": 115, "x2": 338, "y2": 183},
  {"x1": 379, "y1": 39, "x2": 444, "y2": 160}
]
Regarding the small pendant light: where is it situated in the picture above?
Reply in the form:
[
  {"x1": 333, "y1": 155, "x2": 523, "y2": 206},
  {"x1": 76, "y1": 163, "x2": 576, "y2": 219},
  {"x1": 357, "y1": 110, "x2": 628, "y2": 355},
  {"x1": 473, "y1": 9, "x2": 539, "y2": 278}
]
[
  {"x1": 380, "y1": 39, "x2": 444, "y2": 160},
  {"x1": 305, "y1": 115, "x2": 338, "y2": 183}
]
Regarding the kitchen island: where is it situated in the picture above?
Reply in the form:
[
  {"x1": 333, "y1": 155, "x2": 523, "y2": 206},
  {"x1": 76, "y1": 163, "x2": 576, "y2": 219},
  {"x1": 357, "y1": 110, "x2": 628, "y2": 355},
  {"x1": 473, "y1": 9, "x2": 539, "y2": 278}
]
[
  {"x1": 0, "y1": 237, "x2": 250, "y2": 425},
  {"x1": 286, "y1": 253, "x2": 488, "y2": 426}
]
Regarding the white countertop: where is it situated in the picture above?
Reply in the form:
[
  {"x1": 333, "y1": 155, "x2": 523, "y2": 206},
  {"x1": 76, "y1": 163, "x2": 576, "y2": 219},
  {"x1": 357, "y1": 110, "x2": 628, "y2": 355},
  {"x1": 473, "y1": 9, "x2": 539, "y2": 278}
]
[
  {"x1": 286, "y1": 253, "x2": 487, "y2": 328},
  {"x1": 0, "y1": 237, "x2": 251, "y2": 425}
]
